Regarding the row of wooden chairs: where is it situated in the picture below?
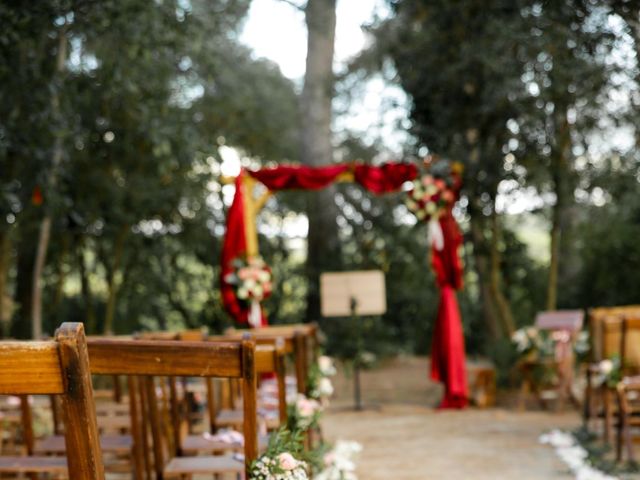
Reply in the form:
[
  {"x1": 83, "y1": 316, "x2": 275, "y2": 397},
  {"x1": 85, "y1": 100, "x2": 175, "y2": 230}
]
[
  {"x1": 0, "y1": 322, "x2": 319, "y2": 479},
  {"x1": 583, "y1": 306, "x2": 640, "y2": 462}
]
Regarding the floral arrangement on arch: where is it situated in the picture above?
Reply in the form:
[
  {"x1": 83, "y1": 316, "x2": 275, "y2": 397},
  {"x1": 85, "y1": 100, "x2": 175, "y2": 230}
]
[
  {"x1": 405, "y1": 158, "x2": 463, "y2": 223},
  {"x1": 224, "y1": 255, "x2": 272, "y2": 326},
  {"x1": 250, "y1": 429, "x2": 308, "y2": 480},
  {"x1": 224, "y1": 256, "x2": 273, "y2": 303},
  {"x1": 307, "y1": 355, "x2": 337, "y2": 406}
]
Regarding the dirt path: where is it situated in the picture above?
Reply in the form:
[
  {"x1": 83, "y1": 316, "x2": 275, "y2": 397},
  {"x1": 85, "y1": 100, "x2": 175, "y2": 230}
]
[{"x1": 323, "y1": 356, "x2": 578, "y2": 479}]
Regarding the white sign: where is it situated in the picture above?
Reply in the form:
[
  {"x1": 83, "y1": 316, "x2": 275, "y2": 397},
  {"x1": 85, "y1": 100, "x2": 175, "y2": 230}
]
[{"x1": 320, "y1": 270, "x2": 386, "y2": 317}]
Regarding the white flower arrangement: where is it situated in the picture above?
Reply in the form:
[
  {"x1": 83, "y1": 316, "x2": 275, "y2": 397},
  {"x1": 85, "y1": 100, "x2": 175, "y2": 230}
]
[
  {"x1": 317, "y1": 377, "x2": 334, "y2": 398},
  {"x1": 511, "y1": 327, "x2": 544, "y2": 354},
  {"x1": 318, "y1": 356, "x2": 337, "y2": 377},
  {"x1": 309, "y1": 356, "x2": 336, "y2": 405},
  {"x1": 539, "y1": 430, "x2": 618, "y2": 480},
  {"x1": 315, "y1": 441, "x2": 363, "y2": 480},
  {"x1": 250, "y1": 452, "x2": 309, "y2": 480},
  {"x1": 250, "y1": 429, "x2": 308, "y2": 480},
  {"x1": 593, "y1": 356, "x2": 621, "y2": 388}
]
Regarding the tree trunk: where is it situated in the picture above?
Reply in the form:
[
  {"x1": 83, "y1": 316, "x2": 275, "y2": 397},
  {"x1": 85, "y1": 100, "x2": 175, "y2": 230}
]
[
  {"x1": 51, "y1": 234, "x2": 70, "y2": 323},
  {"x1": 13, "y1": 237, "x2": 36, "y2": 339},
  {"x1": 76, "y1": 239, "x2": 97, "y2": 334},
  {"x1": 301, "y1": 0, "x2": 341, "y2": 321},
  {"x1": 31, "y1": 217, "x2": 51, "y2": 339},
  {"x1": 0, "y1": 230, "x2": 11, "y2": 337},
  {"x1": 469, "y1": 213, "x2": 502, "y2": 339},
  {"x1": 488, "y1": 208, "x2": 515, "y2": 336},
  {"x1": 103, "y1": 226, "x2": 128, "y2": 335},
  {"x1": 31, "y1": 26, "x2": 68, "y2": 339},
  {"x1": 546, "y1": 107, "x2": 572, "y2": 311}
]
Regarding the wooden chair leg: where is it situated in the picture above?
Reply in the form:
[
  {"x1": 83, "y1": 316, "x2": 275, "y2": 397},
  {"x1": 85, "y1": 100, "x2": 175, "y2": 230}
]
[
  {"x1": 604, "y1": 388, "x2": 613, "y2": 444},
  {"x1": 616, "y1": 413, "x2": 623, "y2": 462}
]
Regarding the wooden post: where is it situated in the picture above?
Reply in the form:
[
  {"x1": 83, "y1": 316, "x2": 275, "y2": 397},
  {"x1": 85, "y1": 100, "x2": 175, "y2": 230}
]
[{"x1": 55, "y1": 323, "x2": 105, "y2": 480}]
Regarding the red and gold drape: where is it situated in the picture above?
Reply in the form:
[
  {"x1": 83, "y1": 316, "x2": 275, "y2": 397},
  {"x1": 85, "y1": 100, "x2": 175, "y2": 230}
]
[
  {"x1": 220, "y1": 161, "x2": 467, "y2": 408},
  {"x1": 429, "y1": 212, "x2": 468, "y2": 408}
]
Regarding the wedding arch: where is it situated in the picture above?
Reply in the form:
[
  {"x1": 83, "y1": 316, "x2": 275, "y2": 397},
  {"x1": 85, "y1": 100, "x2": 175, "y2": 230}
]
[{"x1": 220, "y1": 162, "x2": 468, "y2": 408}]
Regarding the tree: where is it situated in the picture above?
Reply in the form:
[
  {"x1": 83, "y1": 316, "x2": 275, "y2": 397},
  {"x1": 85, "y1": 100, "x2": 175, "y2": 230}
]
[{"x1": 300, "y1": 0, "x2": 342, "y2": 321}]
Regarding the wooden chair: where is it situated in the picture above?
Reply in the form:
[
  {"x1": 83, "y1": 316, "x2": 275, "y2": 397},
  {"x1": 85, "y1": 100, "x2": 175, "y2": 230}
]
[
  {"x1": 0, "y1": 322, "x2": 104, "y2": 479},
  {"x1": 614, "y1": 316, "x2": 640, "y2": 461},
  {"x1": 137, "y1": 331, "x2": 286, "y2": 457},
  {"x1": 86, "y1": 335, "x2": 258, "y2": 479},
  {"x1": 616, "y1": 376, "x2": 640, "y2": 462},
  {"x1": 596, "y1": 316, "x2": 624, "y2": 443},
  {"x1": 225, "y1": 323, "x2": 319, "y2": 394},
  {"x1": 584, "y1": 306, "x2": 640, "y2": 425},
  {"x1": 517, "y1": 310, "x2": 583, "y2": 411},
  {"x1": 31, "y1": 385, "x2": 140, "y2": 477},
  {"x1": 179, "y1": 339, "x2": 286, "y2": 456}
]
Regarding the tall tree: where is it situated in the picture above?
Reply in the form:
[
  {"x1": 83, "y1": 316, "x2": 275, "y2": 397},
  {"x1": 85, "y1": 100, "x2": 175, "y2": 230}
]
[
  {"x1": 301, "y1": 0, "x2": 342, "y2": 321},
  {"x1": 373, "y1": 0, "x2": 528, "y2": 338}
]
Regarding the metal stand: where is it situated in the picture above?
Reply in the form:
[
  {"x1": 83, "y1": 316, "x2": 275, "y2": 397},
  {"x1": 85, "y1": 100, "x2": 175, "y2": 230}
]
[{"x1": 351, "y1": 296, "x2": 363, "y2": 411}]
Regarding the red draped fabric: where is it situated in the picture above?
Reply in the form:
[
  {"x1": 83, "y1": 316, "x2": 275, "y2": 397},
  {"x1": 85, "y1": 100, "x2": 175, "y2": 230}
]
[
  {"x1": 222, "y1": 162, "x2": 418, "y2": 325},
  {"x1": 221, "y1": 173, "x2": 250, "y2": 325},
  {"x1": 430, "y1": 212, "x2": 468, "y2": 408},
  {"x1": 354, "y1": 163, "x2": 418, "y2": 194},
  {"x1": 248, "y1": 165, "x2": 349, "y2": 190}
]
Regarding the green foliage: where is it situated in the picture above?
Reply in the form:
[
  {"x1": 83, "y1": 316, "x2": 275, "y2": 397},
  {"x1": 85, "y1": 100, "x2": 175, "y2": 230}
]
[{"x1": 0, "y1": 0, "x2": 299, "y2": 337}]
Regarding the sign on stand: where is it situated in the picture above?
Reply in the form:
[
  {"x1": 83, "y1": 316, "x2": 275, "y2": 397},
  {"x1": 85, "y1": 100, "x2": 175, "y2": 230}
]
[{"x1": 320, "y1": 270, "x2": 386, "y2": 410}]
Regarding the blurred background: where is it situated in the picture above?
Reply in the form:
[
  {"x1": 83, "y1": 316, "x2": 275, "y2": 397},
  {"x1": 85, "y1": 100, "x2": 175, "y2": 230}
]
[{"x1": 1, "y1": 0, "x2": 639, "y2": 380}]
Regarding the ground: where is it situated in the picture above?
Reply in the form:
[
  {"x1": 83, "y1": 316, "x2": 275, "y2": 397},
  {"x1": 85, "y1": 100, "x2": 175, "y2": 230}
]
[{"x1": 324, "y1": 355, "x2": 578, "y2": 479}]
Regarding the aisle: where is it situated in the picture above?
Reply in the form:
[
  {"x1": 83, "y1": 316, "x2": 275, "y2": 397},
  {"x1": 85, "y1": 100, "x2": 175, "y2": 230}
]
[
  {"x1": 324, "y1": 406, "x2": 576, "y2": 480},
  {"x1": 324, "y1": 356, "x2": 577, "y2": 479}
]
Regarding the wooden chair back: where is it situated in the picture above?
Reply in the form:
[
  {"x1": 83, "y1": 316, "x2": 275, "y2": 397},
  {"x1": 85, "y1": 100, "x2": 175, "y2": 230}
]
[
  {"x1": 86, "y1": 336, "x2": 257, "y2": 477},
  {"x1": 589, "y1": 306, "x2": 640, "y2": 361},
  {"x1": 601, "y1": 315, "x2": 624, "y2": 360},
  {"x1": 224, "y1": 323, "x2": 319, "y2": 393},
  {"x1": 0, "y1": 323, "x2": 104, "y2": 480},
  {"x1": 621, "y1": 316, "x2": 640, "y2": 371}
]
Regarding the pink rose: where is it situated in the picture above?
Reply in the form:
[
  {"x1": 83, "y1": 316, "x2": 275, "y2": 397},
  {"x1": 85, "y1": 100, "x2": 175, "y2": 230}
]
[
  {"x1": 422, "y1": 175, "x2": 434, "y2": 186},
  {"x1": 441, "y1": 190, "x2": 454, "y2": 203},
  {"x1": 297, "y1": 397, "x2": 319, "y2": 416},
  {"x1": 323, "y1": 452, "x2": 335, "y2": 467},
  {"x1": 278, "y1": 452, "x2": 297, "y2": 471},
  {"x1": 238, "y1": 268, "x2": 251, "y2": 280}
]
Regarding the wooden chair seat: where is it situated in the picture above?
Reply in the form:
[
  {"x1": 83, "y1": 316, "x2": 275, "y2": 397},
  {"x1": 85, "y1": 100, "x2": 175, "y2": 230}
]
[
  {"x1": 0, "y1": 455, "x2": 68, "y2": 473},
  {"x1": 96, "y1": 403, "x2": 130, "y2": 415},
  {"x1": 164, "y1": 454, "x2": 244, "y2": 475},
  {"x1": 35, "y1": 433, "x2": 133, "y2": 454},
  {"x1": 216, "y1": 408, "x2": 279, "y2": 430},
  {"x1": 181, "y1": 433, "x2": 269, "y2": 454},
  {"x1": 97, "y1": 415, "x2": 131, "y2": 430}
]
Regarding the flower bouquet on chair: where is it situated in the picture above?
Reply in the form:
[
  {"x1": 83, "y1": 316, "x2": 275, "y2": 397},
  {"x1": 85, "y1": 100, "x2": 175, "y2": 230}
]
[
  {"x1": 224, "y1": 255, "x2": 273, "y2": 327},
  {"x1": 249, "y1": 428, "x2": 308, "y2": 480}
]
